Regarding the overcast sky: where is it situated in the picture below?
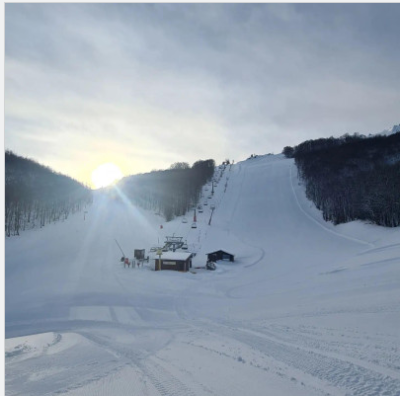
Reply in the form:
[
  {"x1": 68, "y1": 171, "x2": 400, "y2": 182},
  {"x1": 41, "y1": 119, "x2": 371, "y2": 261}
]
[{"x1": 5, "y1": 3, "x2": 400, "y2": 186}]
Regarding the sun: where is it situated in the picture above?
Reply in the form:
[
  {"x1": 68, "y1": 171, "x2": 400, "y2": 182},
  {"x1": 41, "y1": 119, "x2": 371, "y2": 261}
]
[{"x1": 91, "y1": 163, "x2": 123, "y2": 189}]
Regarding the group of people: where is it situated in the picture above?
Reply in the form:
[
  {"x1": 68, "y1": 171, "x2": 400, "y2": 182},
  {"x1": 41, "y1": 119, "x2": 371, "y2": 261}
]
[{"x1": 122, "y1": 257, "x2": 143, "y2": 269}]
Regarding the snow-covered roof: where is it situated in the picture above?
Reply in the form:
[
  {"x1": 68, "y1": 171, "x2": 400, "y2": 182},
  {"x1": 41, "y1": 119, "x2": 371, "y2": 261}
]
[
  {"x1": 206, "y1": 250, "x2": 234, "y2": 256},
  {"x1": 156, "y1": 252, "x2": 192, "y2": 261}
]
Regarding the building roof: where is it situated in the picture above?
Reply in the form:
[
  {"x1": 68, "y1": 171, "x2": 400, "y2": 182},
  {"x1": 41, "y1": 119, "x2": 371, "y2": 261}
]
[
  {"x1": 157, "y1": 252, "x2": 192, "y2": 261},
  {"x1": 206, "y1": 250, "x2": 235, "y2": 256}
]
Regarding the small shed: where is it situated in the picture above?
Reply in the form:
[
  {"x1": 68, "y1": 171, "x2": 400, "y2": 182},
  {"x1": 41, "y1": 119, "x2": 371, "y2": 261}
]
[
  {"x1": 207, "y1": 250, "x2": 235, "y2": 263},
  {"x1": 155, "y1": 252, "x2": 193, "y2": 272}
]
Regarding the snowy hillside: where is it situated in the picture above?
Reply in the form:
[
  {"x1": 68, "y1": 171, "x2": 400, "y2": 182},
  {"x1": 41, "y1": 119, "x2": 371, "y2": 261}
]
[
  {"x1": 5, "y1": 155, "x2": 400, "y2": 396},
  {"x1": 380, "y1": 124, "x2": 400, "y2": 136}
]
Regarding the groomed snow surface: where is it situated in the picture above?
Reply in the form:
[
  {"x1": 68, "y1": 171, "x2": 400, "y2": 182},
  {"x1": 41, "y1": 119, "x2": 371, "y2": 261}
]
[{"x1": 5, "y1": 155, "x2": 400, "y2": 396}]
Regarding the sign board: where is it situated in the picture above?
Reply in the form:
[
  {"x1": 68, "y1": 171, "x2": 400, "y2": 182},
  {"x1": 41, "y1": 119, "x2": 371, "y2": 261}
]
[{"x1": 163, "y1": 261, "x2": 177, "y2": 266}]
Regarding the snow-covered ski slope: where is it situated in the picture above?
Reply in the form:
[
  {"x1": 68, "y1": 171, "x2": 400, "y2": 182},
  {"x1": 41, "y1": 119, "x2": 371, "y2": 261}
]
[{"x1": 5, "y1": 154, "x2": 400, "y2": 396}]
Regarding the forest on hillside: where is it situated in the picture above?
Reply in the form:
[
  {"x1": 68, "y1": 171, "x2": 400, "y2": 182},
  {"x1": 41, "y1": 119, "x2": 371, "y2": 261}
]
[
  {"x1": 117, "y1": 159, "x2": 215, "y2": 221},
  {"x1": 283, "y1": 130, "x2": 400, "y2": 227},
  {"x1": 5, "y1": 151, "x2": 92, "y2": 236}
]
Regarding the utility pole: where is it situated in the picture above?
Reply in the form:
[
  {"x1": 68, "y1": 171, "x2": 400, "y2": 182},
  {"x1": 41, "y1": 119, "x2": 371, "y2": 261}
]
[
  {"x1": 208, "y1": 207, "x2": 215, "y2": 226},
  {"x1": 115, "y1": 239, "x2": 125, "y2": 257}
]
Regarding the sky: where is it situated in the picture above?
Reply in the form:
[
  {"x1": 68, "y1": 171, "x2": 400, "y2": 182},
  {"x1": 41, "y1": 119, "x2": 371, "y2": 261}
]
[{"x1": 4, "y1": 3, "x2": 400, "y2": 187}]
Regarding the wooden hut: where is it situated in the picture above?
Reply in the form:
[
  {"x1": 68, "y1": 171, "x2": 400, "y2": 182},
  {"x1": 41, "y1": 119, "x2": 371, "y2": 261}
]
[
  {"x1": 155, "y1": 252, "x2": 193, "y2": 272},
  {"x1": 207, "y1": 250, "x2": 235, "y2": 263}
]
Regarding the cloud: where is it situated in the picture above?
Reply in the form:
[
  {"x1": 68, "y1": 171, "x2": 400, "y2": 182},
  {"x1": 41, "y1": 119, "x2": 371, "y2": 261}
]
[{"x1": 5, "y1": 4, "x2": 400, "y2": 184}]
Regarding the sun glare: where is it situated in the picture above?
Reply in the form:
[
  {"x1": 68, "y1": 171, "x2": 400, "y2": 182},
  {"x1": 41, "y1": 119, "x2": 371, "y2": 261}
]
[{"x1": 91, "y1": 163, "x2": 123, "y2": 189}]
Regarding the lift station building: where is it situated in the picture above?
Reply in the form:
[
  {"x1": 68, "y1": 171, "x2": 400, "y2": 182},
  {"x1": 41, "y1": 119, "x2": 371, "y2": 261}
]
[{"x1": 154, "y1": 252, "x2": 193, "y2": 272}]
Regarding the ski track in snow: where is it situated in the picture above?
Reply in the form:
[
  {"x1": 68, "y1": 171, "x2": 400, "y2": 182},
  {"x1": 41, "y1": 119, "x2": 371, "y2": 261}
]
[
  {"x1": 206, "y1": 321, "x2": 400, "y2": 396},
  {"x1": 289, "y1": 163, "x2": 375, "y2": 249},
  {"x1": 171, "y1": 304, "x2": 400, "y2": 396},
  {"x1": 76, "y1": 330, "x2": 209, "y2": 396},
  {"x1": 5, "y1": 154, "x2": 400, "y2": 396}
]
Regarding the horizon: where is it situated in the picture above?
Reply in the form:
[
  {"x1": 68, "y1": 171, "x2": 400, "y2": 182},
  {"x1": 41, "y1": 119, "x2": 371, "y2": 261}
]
[
  {"x1": 5, "y1": 3, "x2": 400, "y2": 188},
  {"x1": 5, "y1": 148, "x2": 218, "y2": 189},
  {"x1": 6, "y1": 123, "x2": 399, "y2": 190}
]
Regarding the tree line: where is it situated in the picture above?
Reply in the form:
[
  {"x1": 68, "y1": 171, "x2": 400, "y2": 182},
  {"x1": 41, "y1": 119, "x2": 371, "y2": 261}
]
[
  {"x1": 117, "y1": 159, "x2": 215, "y2": 221},
  {"x1": 283, "y1": 131, "x2": 400, "y2": 227},
  {"x1": 5, "y1": 150, "x2": 92, "y2": 236}
]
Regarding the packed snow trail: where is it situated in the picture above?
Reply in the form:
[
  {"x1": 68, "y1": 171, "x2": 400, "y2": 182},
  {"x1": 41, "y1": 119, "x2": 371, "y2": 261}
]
[{"x1": 5, "y1": 155, "x2": 400, "y2": 396}]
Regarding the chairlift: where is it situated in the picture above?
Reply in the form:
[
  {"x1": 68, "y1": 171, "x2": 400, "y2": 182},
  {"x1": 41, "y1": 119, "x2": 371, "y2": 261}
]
[
  {"x1": 182, "y1": 217, "x2": 188, "y2": 223},
  {"x1": 203, "y1": 201, "x2": 208, "y2": 206},
  {"x1": 191, "y1": 222, "x2": 197, "y2": 229},
  {"x1": 198, "y1": 208, "x2": 204, "y2": 213},
  {"x1": 182, "y1": 242, "x2": 188, "y2": 250}
]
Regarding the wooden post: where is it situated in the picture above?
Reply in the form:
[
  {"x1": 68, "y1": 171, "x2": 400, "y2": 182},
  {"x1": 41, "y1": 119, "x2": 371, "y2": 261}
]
[{"x1": 156, "y1": 249, "x2": 162, "y2": 271}]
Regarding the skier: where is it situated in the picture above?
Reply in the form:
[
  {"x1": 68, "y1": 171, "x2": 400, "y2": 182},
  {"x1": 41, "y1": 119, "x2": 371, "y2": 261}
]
[{"x1": 124, "y1": 257, "x2": 130, "y2": 268}]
